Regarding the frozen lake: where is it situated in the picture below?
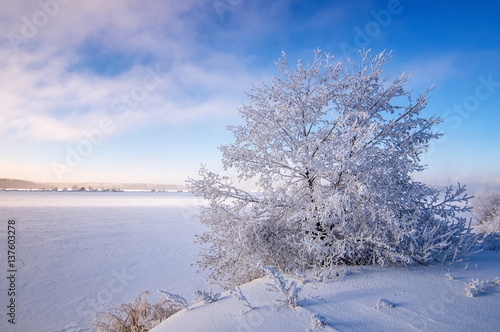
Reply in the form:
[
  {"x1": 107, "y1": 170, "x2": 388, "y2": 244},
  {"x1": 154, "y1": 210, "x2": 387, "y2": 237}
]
[{"x1": 0, "y1": 191, "x2": 207, "y2": 332}]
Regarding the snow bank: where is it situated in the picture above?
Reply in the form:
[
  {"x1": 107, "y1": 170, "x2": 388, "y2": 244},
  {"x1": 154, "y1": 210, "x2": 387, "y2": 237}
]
[{"x1": 152, "y1": 250, "x2": 500, "y2": 332}]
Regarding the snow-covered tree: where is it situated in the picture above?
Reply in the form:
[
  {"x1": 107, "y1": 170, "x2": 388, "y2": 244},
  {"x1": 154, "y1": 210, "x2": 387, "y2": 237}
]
[{"x1": 187, "y1": 50, "x2": 476, "y2": 288}]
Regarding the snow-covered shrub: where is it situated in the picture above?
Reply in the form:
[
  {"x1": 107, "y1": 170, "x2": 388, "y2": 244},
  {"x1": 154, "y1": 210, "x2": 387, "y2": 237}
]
[
  {"x1": 482, "y1": 216, "x2": 500, "y2": 234},
  {"x1": 261, "y1": 265, "x2": 302, "y2": 308},
  {"x1": 465, "y1": 279, "x2": 487, "y2": 297},
  {"x1": 444, "y1": 272, "x2": 454, "y2": 280},
  {"x1": 91, "y1": 291, "x2": 183, "y2": 332},
  {"x1": 157, "y1": 290, "x2": 189, "y2": 309},
  {"x1": 479, "y1": 232, "x2": 500, "y2": 251},
  {"x1": 188, "y1": 50, "x2": 477, "y2": 288},
  {"x1": 472, "y1": 186, "x2": 500, "y2": 249},
  {"x1": 193, "y1": 289, "x2": 221, "y2": 304},
  {"x1": 471, "y1": 186, "x2": 500, "y2": 228},
  {"x1": 476, "y1": 213, "x2": 500, "y2": 234},
  {"x1": 464, "y1": 277, "x2": 500, "y2": 297},
  {"x1": 230, "y1": 286, "x2": 254, "y2": 312}
]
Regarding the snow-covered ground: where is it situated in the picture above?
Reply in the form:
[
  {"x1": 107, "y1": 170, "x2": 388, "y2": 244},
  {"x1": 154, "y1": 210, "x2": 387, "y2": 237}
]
[
  {"x1": 153, "y1": 250, "x2": 500, "y2": 332},
  {"x1": 0, "y1": 191, "x2": 208, "y2": 331},
  {"x1": 1, "y1": 191, "x2": 499, "y2": 331}
]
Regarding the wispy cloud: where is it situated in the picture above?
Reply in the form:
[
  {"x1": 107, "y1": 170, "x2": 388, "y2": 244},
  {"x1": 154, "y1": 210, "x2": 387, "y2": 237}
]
[
  {"x1": 2, "y1": 0, "x2": 499, "y2": 185},
  {"x1": 0, "y1": 0, "x2": 256, "y2": 142}
]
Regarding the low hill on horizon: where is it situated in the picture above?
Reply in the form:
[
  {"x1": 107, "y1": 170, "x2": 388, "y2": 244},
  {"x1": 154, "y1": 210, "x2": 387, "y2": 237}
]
[{"x1": 0, "y1": 178, "x2": 186, "y2": 191}]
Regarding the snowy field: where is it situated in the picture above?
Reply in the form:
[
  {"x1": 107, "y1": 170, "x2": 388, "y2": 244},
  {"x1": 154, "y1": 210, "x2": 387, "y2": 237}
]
[
  {"x1": 1, "y1": 191, "x2": 499, "y2": 332},
  {"x1": 153, "y1": 249, "x2": 500, "y2": 332},
  {"x1": 0, "y1": 191, "x2": 208, "y2": 332}
]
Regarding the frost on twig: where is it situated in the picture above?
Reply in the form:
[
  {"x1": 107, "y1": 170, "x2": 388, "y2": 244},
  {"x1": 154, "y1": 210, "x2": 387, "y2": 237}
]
[
  {"x1": 294, "y1": 269, "x2": 308, "y2": 281},
  {"x1": 464, "y1": 277, "x2": 500, "y2": 297},
  {"x1": 193, "y1": 289, "x2": 221, "y2": 304},
  {"x1": 91, "y1": 291, "x2": 183, "y2": 332},
  {"x1": 158, "y1": 290, "x2": 189, "y2": 310},
  {"x1": 230, "y1": 286, "x2": 254, "y2": 312},
  {"x1": 261, "y1": 265, "x2": 302, "y2": 308}
]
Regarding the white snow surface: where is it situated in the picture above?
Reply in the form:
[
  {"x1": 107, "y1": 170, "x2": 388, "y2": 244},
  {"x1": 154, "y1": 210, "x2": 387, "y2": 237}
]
[
  {"x1": 153, "y1": 250, "x2": 500, "y2": 332},
  {"x1": 1, "y1": 191, "x2": 499, "y2": 331},
  {"x1": 0, "y1": 191, "x2": 208, "y2": 332}
]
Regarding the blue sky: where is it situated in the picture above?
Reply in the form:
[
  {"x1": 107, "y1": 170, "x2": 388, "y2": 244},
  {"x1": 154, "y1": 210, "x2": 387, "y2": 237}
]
[{"x1": 1, "y1": 0, "x2": 499, "y2": 189}]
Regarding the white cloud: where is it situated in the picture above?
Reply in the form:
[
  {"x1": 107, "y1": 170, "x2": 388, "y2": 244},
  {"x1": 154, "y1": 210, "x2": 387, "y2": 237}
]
[{"x1": 0, "y1": 0, "x2": 259, "y2": 143}]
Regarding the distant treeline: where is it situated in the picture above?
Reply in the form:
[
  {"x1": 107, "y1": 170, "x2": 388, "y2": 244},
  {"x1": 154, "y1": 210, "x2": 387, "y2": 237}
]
[
  {"x1": 0, "y1": 178, "x2": 186, "y2": 191},
  {"x1": 0, "y1": 178, "x2": 38, "y2": 189}
]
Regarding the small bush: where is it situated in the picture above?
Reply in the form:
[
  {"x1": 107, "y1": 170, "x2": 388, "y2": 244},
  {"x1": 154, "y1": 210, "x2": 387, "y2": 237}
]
[
  {"x1": 464, "y1": 278, "x2": 500, "y2": 297},
  {"x1": 230, "y1": 286, "x2": 253, "y2": 312},
  {"x1": 471, "y1": 186, "x2": 500, "y2": 230},
  {"x1": 261, "y1": 265, "x2": 302, "y2": 308},
  {"x1": 193, "y1": 289, "x2": 221, "y2": 304},
  {"x1": 90, "y1": 291, "x2": 183, "y2": 332},
  {"x1": 157, "y1": 290, "x2": 189, "y2": 309},
  {"x1": 479, "y1": 232, "x2": 500, "y2": 251}
]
